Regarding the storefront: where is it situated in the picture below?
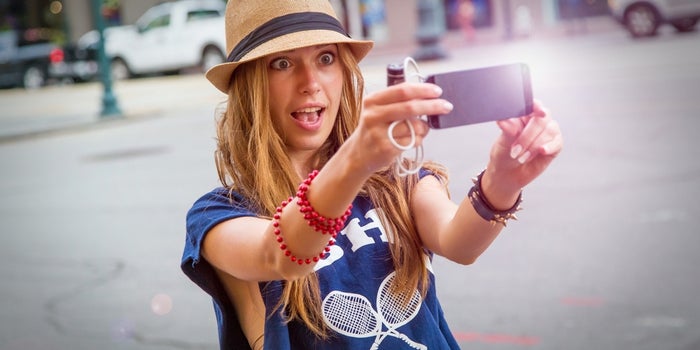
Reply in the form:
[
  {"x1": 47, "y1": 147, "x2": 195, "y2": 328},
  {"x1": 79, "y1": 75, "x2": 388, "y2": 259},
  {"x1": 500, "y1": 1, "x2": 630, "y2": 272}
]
[
  {"x1": 444, "y1": 0, "x2": 494, "y2": 30},
  {"x1": 0, "y1": 0, "x2": 68, "y2": 44}
]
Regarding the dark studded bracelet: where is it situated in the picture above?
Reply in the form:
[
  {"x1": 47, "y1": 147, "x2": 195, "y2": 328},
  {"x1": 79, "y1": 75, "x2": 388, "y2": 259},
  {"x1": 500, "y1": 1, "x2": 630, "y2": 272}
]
[{"x1": 468, "y1": 170, "x2": 523, "y2": 227}]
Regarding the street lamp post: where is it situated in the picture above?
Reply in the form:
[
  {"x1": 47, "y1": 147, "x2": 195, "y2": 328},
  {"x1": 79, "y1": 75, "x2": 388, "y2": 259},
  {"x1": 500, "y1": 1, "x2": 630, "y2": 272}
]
[
  {"x1": 503, "y1": 0, "x2": 514, "y2": 40},
  {"x1": 413, "y1": 0, "x2": 448, "y2": 61},
  {"x1": 90, "y1": 0, "x2": 122, "y2": 118}
]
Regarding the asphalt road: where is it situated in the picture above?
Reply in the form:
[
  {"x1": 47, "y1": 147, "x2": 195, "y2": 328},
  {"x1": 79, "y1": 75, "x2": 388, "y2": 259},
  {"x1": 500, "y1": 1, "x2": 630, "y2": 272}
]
[{"x1": 1, "y1": 27, "x2": 699, "y2": 350}]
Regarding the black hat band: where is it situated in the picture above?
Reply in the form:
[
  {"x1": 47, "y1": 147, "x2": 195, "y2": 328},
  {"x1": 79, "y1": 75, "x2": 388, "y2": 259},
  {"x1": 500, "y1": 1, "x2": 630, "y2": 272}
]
[{"x1": 227, "y1": 12, "x2": 350, "y2": 63}]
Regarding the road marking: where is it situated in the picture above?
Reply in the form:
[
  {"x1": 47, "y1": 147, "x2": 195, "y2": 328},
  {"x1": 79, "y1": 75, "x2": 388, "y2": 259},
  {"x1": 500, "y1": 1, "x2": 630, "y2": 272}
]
[{"x1": 453, "y1": 331, "x2": 540, "y2": 345}]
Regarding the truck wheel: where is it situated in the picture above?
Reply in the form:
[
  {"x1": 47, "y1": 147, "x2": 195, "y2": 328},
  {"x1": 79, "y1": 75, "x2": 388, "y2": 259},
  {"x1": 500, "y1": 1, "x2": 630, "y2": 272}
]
[
  {"x1": 671, "y1": 18, "x2": 698, "y2": 33},
  {"x1": 624, "y1": 4, "x2": 660, "y2": 37},
  {"x1": 23, "y1": 65, "x2": 46, "y2": 90},
  {"x1": 200, "y1": 46, "x2": 224, "y2": 73},
  {"x1": 111, "y1": 58, "x2": 131, "y2": 81}
]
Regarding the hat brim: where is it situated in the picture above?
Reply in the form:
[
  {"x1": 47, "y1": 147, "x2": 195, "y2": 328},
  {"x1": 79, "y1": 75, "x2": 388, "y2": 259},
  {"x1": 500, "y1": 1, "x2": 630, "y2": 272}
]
[{"x1": 206, "y1": 30, "x2": 373, "y2": 93}]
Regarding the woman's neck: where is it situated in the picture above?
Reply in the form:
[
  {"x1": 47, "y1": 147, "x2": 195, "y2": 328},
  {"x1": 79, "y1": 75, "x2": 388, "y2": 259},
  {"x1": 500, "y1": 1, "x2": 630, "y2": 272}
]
[{"x1": 289, "y1": 150, "x2": 319, "y2": 179}]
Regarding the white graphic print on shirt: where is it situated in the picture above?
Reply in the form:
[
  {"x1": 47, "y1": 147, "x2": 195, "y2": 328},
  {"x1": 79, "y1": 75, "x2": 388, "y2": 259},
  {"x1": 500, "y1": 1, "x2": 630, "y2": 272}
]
[
  {"x1": 321, "y1": 272, "x2": 427, "y2": 350},
  {"x1": 314, "y1": 207, "x2": 389, "y2": 271}
]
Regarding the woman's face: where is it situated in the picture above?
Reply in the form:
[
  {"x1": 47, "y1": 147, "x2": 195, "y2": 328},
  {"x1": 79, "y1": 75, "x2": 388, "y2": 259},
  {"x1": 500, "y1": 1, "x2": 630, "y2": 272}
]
[{"x1": 266, "y1": 44, "x2": 344, "y2": 157}]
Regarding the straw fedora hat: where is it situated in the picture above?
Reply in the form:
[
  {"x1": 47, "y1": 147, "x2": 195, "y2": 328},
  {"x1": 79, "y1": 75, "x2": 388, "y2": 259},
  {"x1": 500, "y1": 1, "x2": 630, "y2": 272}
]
[{"x1": 206, "y1": 0, "x2": 374, "y2": 93}]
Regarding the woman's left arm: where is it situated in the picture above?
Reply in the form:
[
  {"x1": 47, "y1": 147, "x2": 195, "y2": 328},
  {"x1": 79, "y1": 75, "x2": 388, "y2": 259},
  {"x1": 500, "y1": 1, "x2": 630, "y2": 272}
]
[{"x1": 413, "y1": 100, "x2": 563, "y2": 264}]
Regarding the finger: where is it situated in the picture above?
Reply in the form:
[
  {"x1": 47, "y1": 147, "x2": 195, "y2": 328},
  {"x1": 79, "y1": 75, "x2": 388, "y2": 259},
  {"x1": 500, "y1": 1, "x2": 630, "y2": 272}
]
[
  {"x1": 537, "y1": 121, "x2": 563, "y2": 156},
  {"x1": 509, "y1": 116, "x2": 551, "y2": 163},
  {"x1": 514, "y1": 119, "x2": 560, "y2": 164},
  {"x1": 508, "y1": 100, "x2": 554, "y2": 154},
  {"x1": 531, "y1": 99, "x2": 548, "y2": 118},
  {"x1": 497, "y1": 99, "x2": 547, "y2": 136},
  {"x1": 364, "y1": 83, "x2": 452, "y2": 118},
  {"x1": 367, "y1": 98, "x2": 453, "y2": 124},
  {"x1": 540, "y1": 133, "x2": 563, "y2": 158},
  {"x1": 497, "y1": 117, "x2": 524, "y2": 139},
  {"x1": 413, "y1": 118, "x2": 430, "y2": 138},
  {"x1": 390, "y1": 117, "x2": 429, "y2": 138},
  {"x1": 369, "y1": 82, "x2": 443, "y2": 105}
]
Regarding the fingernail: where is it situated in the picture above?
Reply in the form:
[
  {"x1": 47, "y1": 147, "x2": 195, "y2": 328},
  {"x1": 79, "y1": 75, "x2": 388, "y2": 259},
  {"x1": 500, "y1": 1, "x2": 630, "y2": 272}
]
[
  {"x1": 433, "y1": 86, "x2": 443, "y2": 95},
  {"x1": 443, "y1": 101, "x2": 454, "y2": 111},
  {"x1": 510, "y1": 144, "x2": 522, "y2": 159},
  {"x1": 518, "y1": 150, "x2": 531, "y2": 164}
]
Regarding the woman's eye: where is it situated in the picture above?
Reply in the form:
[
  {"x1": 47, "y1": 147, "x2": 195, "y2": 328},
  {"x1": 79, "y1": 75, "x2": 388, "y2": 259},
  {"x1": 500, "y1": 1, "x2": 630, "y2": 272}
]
[
  {"x1": 270, "y1": 58, "x2": 291, "y2": 70},
  {"x1": 319, "y1": 52, "x2": 335, "y2": 65}
]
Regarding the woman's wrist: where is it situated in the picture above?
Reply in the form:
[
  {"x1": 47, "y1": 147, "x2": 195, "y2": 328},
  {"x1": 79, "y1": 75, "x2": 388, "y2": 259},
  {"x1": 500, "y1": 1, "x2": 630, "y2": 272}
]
[
  {"x1": 478, "y1": 168, "x2": 522, "y2": 211},
  {"x1": 468, "y1": 169, "x2": 523, "y2": 227},
  {"x1": 302, "y1": 145, "x2": 367, "y2": 219},
  {"x1": 273, "y1": 170, "x2": 353, "y2": 265}
]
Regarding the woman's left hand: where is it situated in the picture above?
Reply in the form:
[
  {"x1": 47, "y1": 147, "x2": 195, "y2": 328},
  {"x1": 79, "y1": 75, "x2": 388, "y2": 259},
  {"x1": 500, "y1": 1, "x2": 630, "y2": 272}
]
[{"x1": 485, "y1": 100, "x2": 563, "y2": 199}]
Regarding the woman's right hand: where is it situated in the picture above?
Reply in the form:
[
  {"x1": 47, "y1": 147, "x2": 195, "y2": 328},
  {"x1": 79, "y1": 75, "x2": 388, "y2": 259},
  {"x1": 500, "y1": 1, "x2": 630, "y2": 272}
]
[{"x1": 344, "y1": 82, "x2": 453, "y2": 176}]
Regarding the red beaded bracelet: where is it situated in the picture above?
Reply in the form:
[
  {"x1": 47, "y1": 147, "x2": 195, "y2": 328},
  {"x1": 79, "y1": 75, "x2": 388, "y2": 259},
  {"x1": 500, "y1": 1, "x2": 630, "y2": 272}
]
[
  {"x1": 271, "y1": 170, "x2": 353, "y2": 265},
  {"x1": 273, "y1": 196, "x2": 334, "y2": 265},
  {"x1": 296, "y1": 170, "x2": 353, "y2": 237}
]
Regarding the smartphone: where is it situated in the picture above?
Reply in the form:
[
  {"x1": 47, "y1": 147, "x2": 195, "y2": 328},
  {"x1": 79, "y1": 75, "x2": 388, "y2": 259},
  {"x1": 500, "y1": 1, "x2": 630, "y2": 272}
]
[{"x1": 425, "y1": 63, "x2": 533, "y2": 129}]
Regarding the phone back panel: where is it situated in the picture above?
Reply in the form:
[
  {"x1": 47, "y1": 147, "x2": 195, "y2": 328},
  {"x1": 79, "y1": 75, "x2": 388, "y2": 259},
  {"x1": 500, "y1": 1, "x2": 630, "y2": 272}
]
[{"x1": 426, "y1": 63, "x2": 533, "y2": 128}]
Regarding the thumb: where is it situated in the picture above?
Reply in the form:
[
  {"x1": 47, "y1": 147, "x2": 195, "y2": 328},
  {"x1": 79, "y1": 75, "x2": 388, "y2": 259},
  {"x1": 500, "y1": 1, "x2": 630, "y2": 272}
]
[{"x1": 497, "y1": 117, "x2": 524, "y2": 141}]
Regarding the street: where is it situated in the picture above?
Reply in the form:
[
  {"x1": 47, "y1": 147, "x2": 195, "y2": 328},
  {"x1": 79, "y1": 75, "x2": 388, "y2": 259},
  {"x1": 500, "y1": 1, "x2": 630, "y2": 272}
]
[{"x1": 1, "y1": 27, "x2": 699, "y2": 349}]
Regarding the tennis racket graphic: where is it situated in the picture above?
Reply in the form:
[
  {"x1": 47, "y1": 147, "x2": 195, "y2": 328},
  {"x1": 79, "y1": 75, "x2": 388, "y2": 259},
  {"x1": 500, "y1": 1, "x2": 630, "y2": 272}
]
[{"x1": 322, "y1": 272, "x2": 427, "y2": 349}]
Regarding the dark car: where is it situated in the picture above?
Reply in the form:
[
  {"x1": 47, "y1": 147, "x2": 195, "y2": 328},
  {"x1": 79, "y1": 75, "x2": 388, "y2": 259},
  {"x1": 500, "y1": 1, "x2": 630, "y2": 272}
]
[
  {"x1": 0, "y1": 30, "x2": 98, "y2": 89},
  {"x1": 608, "y1": 0, "x2": 700, "y2": 37},
  {"x1": 52, "y1": 43, "x2": 99, "y2": 83}
]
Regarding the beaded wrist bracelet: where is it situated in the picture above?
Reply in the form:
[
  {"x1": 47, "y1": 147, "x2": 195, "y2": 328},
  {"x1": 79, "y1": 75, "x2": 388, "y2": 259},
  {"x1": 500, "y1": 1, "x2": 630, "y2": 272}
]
[
  {"x1": 468, "y1": 170, "x2": 523, "y2": 227},
  {"x1": 272, "y1": 170, "x2": 353, "y2": 265},
  {"x1": 296, "y1": 170, "x2": 353, "y2": 236}
]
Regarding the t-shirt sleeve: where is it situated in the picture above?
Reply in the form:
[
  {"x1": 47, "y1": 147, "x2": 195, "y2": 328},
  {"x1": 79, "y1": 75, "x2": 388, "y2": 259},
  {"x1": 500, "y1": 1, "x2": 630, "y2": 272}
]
[
  {"x1": 419, "y1": 167, "x2": 445, "y2": 183},
  {"x1": 180, "y1": 187, "x2": 257, "y2": 349},
  {"x1": 181, "y1": 187, "x2": 257, "y2": 291}
]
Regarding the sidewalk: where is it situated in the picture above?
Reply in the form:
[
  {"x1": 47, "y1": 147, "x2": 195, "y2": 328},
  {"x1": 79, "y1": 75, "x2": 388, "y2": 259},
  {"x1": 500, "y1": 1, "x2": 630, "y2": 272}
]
[
  {"x1": 0, "y1": 73, "x2": 227, "y2": 142},
  {"x1": 0, "y1": 16, "x2": 621, "y2": 143}
]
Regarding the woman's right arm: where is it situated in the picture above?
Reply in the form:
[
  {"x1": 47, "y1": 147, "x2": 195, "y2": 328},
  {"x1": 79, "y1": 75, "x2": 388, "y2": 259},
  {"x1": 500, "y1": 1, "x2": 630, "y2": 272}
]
[
  {"x1": 202, "y1": 82, "x2": 452, "y2": 282},
  {"x1": 201, "y1": 151, "x2": 371, "y2": 282}
]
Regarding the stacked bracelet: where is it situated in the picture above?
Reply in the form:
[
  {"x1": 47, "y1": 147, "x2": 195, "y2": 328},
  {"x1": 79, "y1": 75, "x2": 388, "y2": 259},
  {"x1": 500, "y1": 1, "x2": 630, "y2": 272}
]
[
  {"x1": 273, "y1": 196, "x2": 334, "y2": 265},
  {"x1": 272, "y1": 170, "x2": 353, "y2": 265},
  {"x1": 296, "y1": 170, "x2": 353, "y2": 237},
  {"x1": 468, "y1": 170, "x2": 523, "y2": 227}
]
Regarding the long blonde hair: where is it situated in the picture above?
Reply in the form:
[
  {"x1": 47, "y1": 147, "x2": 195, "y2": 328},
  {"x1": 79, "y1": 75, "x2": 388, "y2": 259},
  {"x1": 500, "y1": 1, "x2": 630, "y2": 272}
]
[{"x1": 214, "y1": 44, "x2": 448, "y2": 338}]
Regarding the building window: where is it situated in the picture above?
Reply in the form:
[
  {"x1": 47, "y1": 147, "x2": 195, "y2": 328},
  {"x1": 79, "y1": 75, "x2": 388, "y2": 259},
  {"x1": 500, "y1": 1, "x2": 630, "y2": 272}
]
[{"x1": 445, "y1": 0, "x2": 493, "y2": 30}]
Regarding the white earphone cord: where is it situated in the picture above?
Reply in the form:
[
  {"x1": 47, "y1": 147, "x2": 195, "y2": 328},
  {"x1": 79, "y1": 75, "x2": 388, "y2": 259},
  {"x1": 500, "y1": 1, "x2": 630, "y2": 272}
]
[{"x1": 387, "y1": 57, "x2": 426, "y2": 176}]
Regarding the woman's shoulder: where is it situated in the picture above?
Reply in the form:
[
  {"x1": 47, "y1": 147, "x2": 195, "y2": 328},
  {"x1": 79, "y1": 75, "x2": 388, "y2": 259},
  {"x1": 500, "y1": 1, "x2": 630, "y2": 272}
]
[
  {"x1": 187, "y1": 187, "x2": 258, "y2": 221},
  {"x1": 419, "y1": 162, "x2": 448, "y2": 183},
  {"x1": 192, "y1": 187, "x2": 251, "y2": 207}
]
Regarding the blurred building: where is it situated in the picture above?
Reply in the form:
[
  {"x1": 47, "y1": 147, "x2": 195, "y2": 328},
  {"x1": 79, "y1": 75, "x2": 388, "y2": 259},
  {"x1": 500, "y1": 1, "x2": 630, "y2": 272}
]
[
  {"x1": 1, "y1": 0, "x2": 612, "y2": 48},
  {"x1": 371, "y1": 0, "x2": 611, "y2": 47}
]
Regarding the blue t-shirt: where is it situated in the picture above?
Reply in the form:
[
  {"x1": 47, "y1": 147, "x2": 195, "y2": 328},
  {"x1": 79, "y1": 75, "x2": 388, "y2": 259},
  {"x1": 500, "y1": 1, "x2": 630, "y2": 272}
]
[{"x1": 181, "y1": 180, "x2": 460, "y2": 349}]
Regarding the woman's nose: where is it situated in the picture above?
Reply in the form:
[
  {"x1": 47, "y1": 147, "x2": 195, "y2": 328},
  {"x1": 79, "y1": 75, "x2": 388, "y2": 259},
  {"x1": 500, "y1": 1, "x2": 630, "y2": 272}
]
[{"x1": 297, "y1": 65, "x2": 321, "y2": 95}]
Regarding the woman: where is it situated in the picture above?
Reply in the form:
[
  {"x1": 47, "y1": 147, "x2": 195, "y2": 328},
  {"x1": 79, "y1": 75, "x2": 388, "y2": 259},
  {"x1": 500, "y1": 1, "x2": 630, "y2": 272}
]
[{"x1": 181, "y1": 0, "x2": 563, "y2": 349}]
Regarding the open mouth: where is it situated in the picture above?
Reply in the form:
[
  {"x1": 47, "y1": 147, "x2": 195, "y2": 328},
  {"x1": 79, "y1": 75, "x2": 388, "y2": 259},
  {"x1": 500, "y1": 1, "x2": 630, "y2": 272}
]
[{"x1": 291, "y1": 107, "x2": 324, "y2": 124}]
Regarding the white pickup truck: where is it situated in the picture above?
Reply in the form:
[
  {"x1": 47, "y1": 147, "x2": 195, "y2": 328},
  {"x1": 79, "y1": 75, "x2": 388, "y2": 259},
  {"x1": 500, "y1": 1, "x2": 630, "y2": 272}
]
[{"x1": 79, "y1": 0, "x2": 227, "y2": 80}]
